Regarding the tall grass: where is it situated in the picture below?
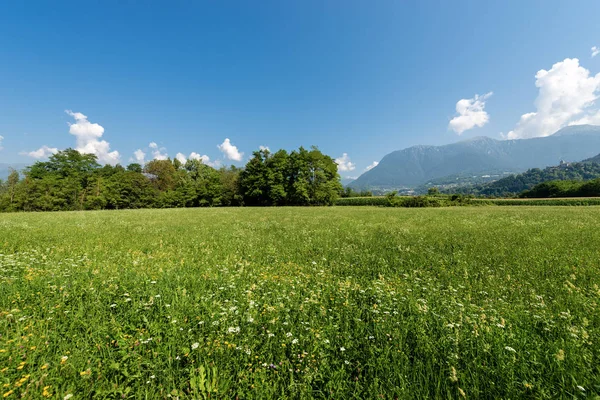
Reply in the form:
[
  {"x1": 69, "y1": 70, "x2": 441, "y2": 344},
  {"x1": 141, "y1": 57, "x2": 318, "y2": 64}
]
[{"x1": 0, "y1": 207, "x2": 599, "y2": 398}]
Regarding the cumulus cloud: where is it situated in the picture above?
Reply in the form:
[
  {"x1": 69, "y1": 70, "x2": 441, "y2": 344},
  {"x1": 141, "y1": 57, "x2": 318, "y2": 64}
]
[
  {"x1": 448, "y1": 92, "x2": 493, "y2": 135},
  {"x1": 66, "y1": 110, "x2": 120, "y2": 164},
  {"x1": 150, "y1": 143, "x2": 168, "y2": 160},
  {"x1": 365, "y1": 161, "x2": 379, "y2": 171},
  {"x1": 506, "y1": 58, "x2": 600, "y2": 139},
  {"x1": 175, "y1": 152, "x2": 187, "y2": 164},
  {"x1": 0, "y1": 135, "x2": 3, "y2": 151},
  {"x1": 335, "y1": 153, "x2": 356, "y2": 172},
  {"x1": 173, "y1": 151, "x2": 217, "y2": 167},
  {"x1": 21, "y1": 145, "x2": 59, "y2": 159},
  {"x1": 217, "y1": 138, "x2": 243, "y2": 161},
  {"x1": 592, "y1": 46, "x2": 600, "y2": 58},
  {"x1": 132, "y1": 149, "x2": 146, "y2": 164}
]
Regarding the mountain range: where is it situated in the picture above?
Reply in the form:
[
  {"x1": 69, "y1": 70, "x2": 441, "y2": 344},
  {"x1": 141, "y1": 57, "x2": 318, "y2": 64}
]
[{"x1": 349, "y1": 125, "x2": 600, "y2": 191}]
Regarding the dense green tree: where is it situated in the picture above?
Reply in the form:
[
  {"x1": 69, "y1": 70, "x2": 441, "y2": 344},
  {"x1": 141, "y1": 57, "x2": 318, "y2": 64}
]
[{"x1": 0, "y1": 145, "x2": 343, "y2": 212}]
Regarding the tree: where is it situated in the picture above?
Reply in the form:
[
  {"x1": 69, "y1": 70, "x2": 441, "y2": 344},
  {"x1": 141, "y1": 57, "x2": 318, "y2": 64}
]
[
  {"x1": 127, "y1": 163, "x2": 143, "y2": 173},
  {"x1": 144, "y1": 159, "x2": 177, "y2": 191},
  {"x1": 7, "y1": 168, "x2": 19, "y2": 205}
]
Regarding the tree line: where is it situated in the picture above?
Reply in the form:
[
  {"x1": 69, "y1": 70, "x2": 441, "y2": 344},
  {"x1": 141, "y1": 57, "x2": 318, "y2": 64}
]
[
  {"x1": 0, "y1": 146, "x2": 344, "y2": 212},
  {"x1": 520, "y1": 178, "x2": 600, "y2": 198},
  {"x1": 447, "y1": 161, "x2": 600, "y2": 197}
]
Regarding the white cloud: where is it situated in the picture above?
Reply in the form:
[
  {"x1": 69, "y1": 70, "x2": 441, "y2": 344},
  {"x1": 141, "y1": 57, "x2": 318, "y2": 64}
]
[
  {"x1": 507, "y1": 58, "x2": 600, "y2": 139},
  {"x1": 448, "y1": 92, "x2": 493, "y2": 135},
  {"x1": 132, "y1": 149, "x2": 146, "y2": 164},
  {"x1": 175, "y1": 152, "x2": 187, "y2": 164},
  {"x1": 65, "y1": 110, "x2": 120, "y2": 164},
  {"x1": 189, "y1": 152, "x2": 213, "y2": 165},
  {"x1": 0, "y1": 135, "x2": 3, "y2": 151},
  {"x1": 150, "y1": 143, "x2": 168, "y2": 160},
  {"x1": 569, "y1": 109, "x2": 600, "y2": 126},
  {"x1": 175, "y1": 151, "x2": 217, "y2": 167},
  {"x1": 217, "y1": 138, "x2": 243, "y2": 161},
  {"x1": 592, "y1": 46, "x2": 600, "y2": 58},
  {"x1": 365, "y1": 161, "x2": 379, "y2": 171},
  {"x1": 22, "y1": 145, "x2": 59, "y2": 159},
  {"x1": 335, "y1": 153, "x2": 355, "y2": 172},
  {"x1": 259, "y1": 145, "x2": 270, "y2": 152}
]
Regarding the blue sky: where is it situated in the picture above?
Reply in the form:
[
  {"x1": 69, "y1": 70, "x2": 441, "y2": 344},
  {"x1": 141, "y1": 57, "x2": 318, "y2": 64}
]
[{"x1": 1, "y1": 1, "x2": 599, "y2": 178}]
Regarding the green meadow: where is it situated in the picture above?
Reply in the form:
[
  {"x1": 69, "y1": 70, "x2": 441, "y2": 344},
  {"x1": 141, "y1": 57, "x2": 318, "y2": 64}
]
[{"x1": 1, "y1": 207, "x2": 599, "y2": 399}]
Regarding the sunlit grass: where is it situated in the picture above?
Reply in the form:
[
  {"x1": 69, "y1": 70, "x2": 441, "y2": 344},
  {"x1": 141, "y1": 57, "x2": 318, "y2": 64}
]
[{"x1": 0, "y1": 207, "x2": 599, "y2": 398}]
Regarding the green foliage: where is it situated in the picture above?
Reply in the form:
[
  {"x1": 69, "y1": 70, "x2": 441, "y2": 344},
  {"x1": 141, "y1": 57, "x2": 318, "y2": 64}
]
[
  {"x1": 335, "y1": 196, "x2": 388, "y2": 206},
  {"x1": 239, "y1": 146, "x2": 342, "y2": 206},
  {"x1": 521, "y1": 178, "x2": 600, "y2": 198},
  {"x1": 453, "y1": 161, "x2": 600, "y2": 197},
  {"x1": 1, "y1": 207, "x2": 599, "y2": 398},
  {"x1": 340, "y1": 187, "x2": 373, "y2": 198},
  {"x1": 0, "y1": 146, "x2": 344, "y2": 212}
]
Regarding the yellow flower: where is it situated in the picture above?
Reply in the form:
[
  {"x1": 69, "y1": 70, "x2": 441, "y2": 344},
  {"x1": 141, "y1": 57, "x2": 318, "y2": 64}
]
[
  {"x1": 60, "y1": 356, "x2": 68, "y2": 364},
  {"x1": 80, "y1": 369, "x2": 91, "y2": 377},
  {"x1": 41, "y1": 364, "x2": 48, "y2": 370},
  {"x1": 3, "y1": 390, "x2": 14, "y2": 398}
]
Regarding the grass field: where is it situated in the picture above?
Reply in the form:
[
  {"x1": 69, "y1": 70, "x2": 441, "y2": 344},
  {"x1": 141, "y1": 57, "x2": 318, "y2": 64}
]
[{"x1": 1, "y1": 207, "x2": 599, "y2": 399}]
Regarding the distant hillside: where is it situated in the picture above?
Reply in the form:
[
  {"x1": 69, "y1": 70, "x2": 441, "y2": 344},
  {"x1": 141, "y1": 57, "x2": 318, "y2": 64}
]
[
  {"x1": 450, "y1": 158, "x2": 600, "y2": 197},
  {"x1": 582, "y1": 153, "x2": 600, "y2": 163},
  {"x1": 340, "y1": 178, "x2": 355, "y2": 187},
  {"x1": 349, "y1": 125, "x2": 600, "y2": 191}
]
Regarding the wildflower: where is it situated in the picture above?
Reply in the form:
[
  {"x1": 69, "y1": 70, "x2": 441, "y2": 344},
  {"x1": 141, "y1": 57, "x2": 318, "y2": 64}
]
[
  {"x1": 3, "y1": 390, "x2": 14, "y2": 398},
  {"x1": 555, "y1": 349, "x2": 565, "y2": 361},
  {"x1": 340, "y1": 347, "x2": 346, "y2": 352},
  {"x1": 41, "y1": 364, "x2": 48, "y2": 370},
  {"x1": 286, "y1": 332, "x2": 293, "y2": 337},
  {"x1": 449, "y1": 366, "x2": 458, "y2": 383},
  {"x1": 42, "y1": 386, "x2": 52, "y2": 398},
  {"x1": 110, "y1": 304, "x2": 117, "y2": 308},
  {"x1": 458, "y1": 387, "x2": 466, "y2": 398},
  {"x1": 61, "y1": 356, "x2": 68, "y2": 364},
  {"x1": 150, "y1": 375, "x2": 156, "y2": 379},
  {"x1": 80, "y1": 369, "x2": 91, "y2": 377},
  {"x1": 292, "y1": 339, "x2": 298, "y2": 345},
  {"x1": 191, "y1": 343, "x2": 199, "y2": 350},
  {"x1": 227, "y1": 326, "x2": 240, "y2": 334},
  {"x1": 63, "y1": 394, "x2": 73, "y2": 400}
]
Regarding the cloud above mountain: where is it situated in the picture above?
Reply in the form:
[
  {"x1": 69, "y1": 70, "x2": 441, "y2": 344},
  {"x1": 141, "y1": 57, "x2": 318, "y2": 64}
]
[
  {"x1": 335, "y1": 153, "x2": 355, "y2": 172},
  {"x1": 507, "y1": 58, "x2": 600, "y2": 140},
  {"x1": 448, "y1": 92, "x2": 493, "y2": 135},
  {"x1": 365, "y1": 161, "x2": 379, "y2": 171}
]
